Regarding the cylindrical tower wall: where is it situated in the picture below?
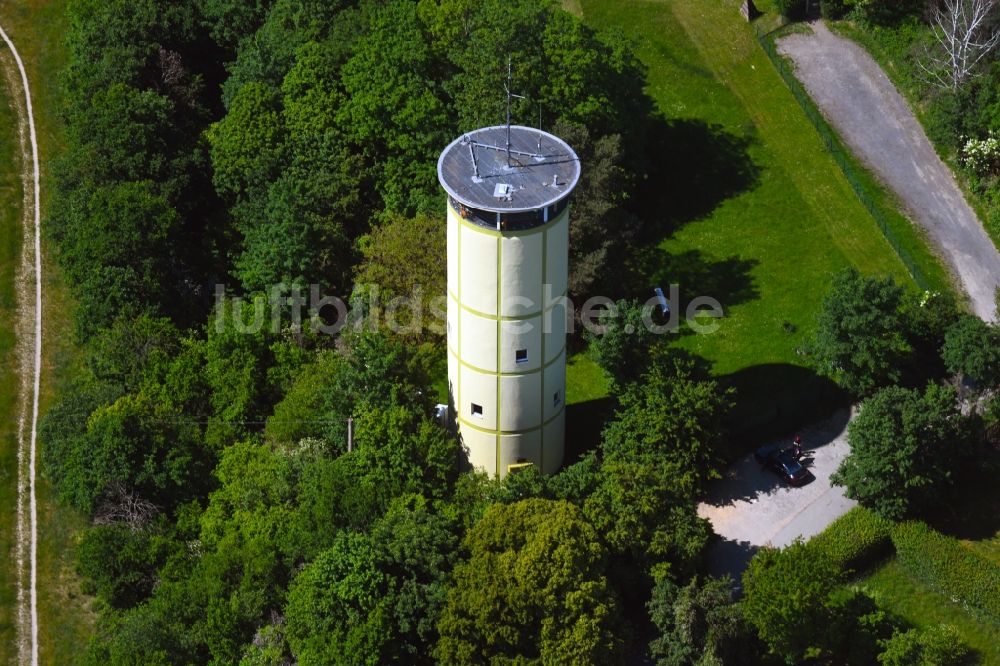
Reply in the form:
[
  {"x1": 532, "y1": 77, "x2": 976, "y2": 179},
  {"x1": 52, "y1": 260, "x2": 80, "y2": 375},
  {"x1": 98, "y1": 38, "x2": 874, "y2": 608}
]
[{"x1": 446, "y1": 203, "x2": 568, "y2": 477}]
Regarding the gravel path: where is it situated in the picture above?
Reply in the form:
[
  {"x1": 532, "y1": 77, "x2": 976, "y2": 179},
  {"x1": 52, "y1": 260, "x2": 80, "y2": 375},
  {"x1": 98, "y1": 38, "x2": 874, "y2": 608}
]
[
  {"x1": 697, "y1": 408, "x2": 856, "y2": 585},
  {"x1": 778, "y1": 21, "x2": 1000, "y2": 321}
]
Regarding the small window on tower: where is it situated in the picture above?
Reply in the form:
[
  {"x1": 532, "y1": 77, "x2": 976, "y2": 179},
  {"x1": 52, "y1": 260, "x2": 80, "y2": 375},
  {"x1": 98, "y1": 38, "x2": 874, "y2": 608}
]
[
  {"x1": 553, "y1": 391, "x2": 562, "y2": 408},
  {"x1": 515, "y1": 348, "x2": 528, "y2": 364},
  {"x1": 471, "y1": 403, "x2": 483, "y2": 417}
]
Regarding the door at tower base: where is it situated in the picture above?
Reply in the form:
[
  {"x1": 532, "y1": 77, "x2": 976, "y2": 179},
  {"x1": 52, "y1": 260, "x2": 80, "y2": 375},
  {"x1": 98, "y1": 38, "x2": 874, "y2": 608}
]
[
  {"x1": 447, "y1": 411, "x2": 567, "y2": 477},
  {"x1": 438, "y1": 124, "x2": 579, "y2": 478}
]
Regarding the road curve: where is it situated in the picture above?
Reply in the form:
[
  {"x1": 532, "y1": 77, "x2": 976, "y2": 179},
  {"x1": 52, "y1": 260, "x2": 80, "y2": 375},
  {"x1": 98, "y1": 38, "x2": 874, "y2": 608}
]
[
  {"x1": 779, "y1": 21, "x2": 1000, "y2": 321},
  {"x1": 0, "y1": 22, "x2": 42, "y2": 666}
]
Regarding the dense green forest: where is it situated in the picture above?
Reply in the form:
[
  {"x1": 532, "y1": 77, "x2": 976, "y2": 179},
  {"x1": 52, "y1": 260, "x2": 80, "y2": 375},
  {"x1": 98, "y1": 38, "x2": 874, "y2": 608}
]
[
  {"x1": 37, "y1": 0, "x2": 1000, "y2": 663},
  {"x1": 40, "y1": 0, "x2": 706, "y2": 663}
]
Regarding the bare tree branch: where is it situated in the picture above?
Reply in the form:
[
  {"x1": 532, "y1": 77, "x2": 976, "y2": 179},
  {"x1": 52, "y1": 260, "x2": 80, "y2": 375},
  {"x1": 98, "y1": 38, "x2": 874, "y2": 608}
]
[
  {"x1": 93, "y1": 480, "x2": 158, "y2": 532},
  {"x1": 919, "y1": 0, "x2": 1000, "y2": 92}
]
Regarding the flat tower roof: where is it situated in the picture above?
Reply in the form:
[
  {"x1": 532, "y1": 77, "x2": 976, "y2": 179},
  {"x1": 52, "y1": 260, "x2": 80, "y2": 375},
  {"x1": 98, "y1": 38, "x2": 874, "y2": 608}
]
[{"x1": 437, "y1": 125, "x2": 581, "y2": 214}]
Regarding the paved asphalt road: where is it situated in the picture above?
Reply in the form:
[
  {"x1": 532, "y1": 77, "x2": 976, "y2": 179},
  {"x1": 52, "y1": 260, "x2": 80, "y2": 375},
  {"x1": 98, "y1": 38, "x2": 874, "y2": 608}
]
[
  {"x1": 697, "y1": 408, "x2": 856, "y2": 585},
  {"x1": 778, "y1": 22, "x2": 1000, "y2": 321}
]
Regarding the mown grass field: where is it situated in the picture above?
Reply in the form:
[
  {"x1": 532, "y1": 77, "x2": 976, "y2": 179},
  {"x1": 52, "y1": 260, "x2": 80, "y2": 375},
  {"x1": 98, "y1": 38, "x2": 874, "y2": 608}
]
[
  {"x1": 0, "y1": 2, "x2": 94, "y2": 663},
  {"x1": 859, "y1": 559, "x2": 1000, "y2": 664},
  {"x1": 566, "y1": 0, "x2": 954, "y2": 450}
]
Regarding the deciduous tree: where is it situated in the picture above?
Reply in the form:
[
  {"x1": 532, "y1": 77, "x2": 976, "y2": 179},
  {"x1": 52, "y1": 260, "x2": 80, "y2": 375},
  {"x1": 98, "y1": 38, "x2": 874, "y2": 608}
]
[
  {"x1": 741, "y1": 541, "x2": 841, "y2": 664},
  {"x1": 647, "y1": 575, "x2": 755, "y2": 666},
  {"x1": 813, "y1": 268, "x2": 911, "y2": 396},
  {"x1": 354, "y1": 215, "x2": 447, "y2": 341},
  {"x1": 435, "y1": 499, "x2": 624, "y2": 665},
  {"x1": 920, "y1": 0, "x2": 1000, "y2": 92},
  {"x1": 285, "y1": 496, "x2": 459, "y2": 664},
  {"x1": 601, "y1": 354, "x2": 733, "y2": 500},
  {"x1": 831, "y1": 384, "x2": 975, "y2": 520},
  {"x1": 941, "y1": 313, "x2": 1000, "y2": 386}
]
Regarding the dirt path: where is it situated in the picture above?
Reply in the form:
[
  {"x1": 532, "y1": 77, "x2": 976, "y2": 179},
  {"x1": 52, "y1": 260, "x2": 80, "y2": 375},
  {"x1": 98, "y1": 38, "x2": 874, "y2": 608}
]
[
  {"x1": 0, "y1": 23, "x2": 42, "y2": 666},
  {"x1": 778, "y1": 21, "x2": 1000, "y2": 321}
]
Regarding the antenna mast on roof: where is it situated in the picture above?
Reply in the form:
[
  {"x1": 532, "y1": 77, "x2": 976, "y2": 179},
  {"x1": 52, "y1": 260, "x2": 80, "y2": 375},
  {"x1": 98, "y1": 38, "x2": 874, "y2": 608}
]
[
  {"x1": 537, "y1": 103, "x2": 543, "y2": 154},
  {"x1": 504, "y1": 56, "x2": 525, "y2": 167}
]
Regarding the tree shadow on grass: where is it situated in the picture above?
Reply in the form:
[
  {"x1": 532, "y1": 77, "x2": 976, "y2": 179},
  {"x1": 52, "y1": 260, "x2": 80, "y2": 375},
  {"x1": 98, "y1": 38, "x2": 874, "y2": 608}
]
[
  {"x1": 564, "y1": 397, "x2": 616, "y2": 465},
  {"x1": 623, "y1": 246, "x2": 760, "y2": 315},
  {"x1": 704, "y1": 537, "x2": 760, "y2": 593},
  {"x1": 720, "y1": 363, "x2": 850, "y2": 458},
  {"x1": 924, "y1": 450, "x2": 1000, "y2": 541},
  {"x1": 633, "y1": 117, "x2": 761, "y2": 239}
]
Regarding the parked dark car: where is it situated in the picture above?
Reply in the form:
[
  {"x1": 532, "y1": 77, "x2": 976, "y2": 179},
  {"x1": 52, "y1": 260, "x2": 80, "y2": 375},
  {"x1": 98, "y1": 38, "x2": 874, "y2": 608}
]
[
  {"x1": 753, "y1": 443, "x2": 784, "y2": 464},
  {"x1": 754, "y1": 444, "x2": 812, "y2": 486}
]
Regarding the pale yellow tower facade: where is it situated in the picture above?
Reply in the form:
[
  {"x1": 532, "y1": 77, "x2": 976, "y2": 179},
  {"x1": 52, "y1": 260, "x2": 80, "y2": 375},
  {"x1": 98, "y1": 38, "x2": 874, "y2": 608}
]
[{"x1": 438, "y1": 125, "x2": 580, "y2": 477}]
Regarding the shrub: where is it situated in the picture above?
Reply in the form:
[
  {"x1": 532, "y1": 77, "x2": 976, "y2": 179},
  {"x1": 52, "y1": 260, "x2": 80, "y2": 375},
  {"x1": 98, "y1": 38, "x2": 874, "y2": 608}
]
[
  {"x1": 584, "y1": 298, "x2": 659, "y2": 388},
  {"x1": 941, "y1": 313, "x2": 1000, "y2": 386},
  {"x1": 809, "y1": 507, "x2": 894, "y2": 574},
  {"x1": 821, "y1": 0, "x2": 849, "y2": 19},
  {"x1": 924, "y1": 91, "x2": 966, "y2": 151},
  {"x1": 775, "y1": 0, "x2": 806, "y2": 19},
  {"x1": 892, "y1": 521, "x2": 1000, "y2": 623},
  {"x1": 832, "y1": 384, "x2": 975, "y2": 520},
  {"x1": 76, "y1": 524, "x2": 165, "y2": 609},
  {"x1": 848, "y1": 0, "x2": 924, "y2": 26},
  {"x1": 878, "y1": 625, "x2": 970, "y2": 666},
  {"x1": 961, "y1": 131, "x2": 1000, "y2": 177}
]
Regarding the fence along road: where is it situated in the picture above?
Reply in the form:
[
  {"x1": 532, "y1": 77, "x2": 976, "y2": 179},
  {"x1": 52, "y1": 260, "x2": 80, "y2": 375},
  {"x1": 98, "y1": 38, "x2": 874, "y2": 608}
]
[{"x1": 775, "y1": 21, "x2": 1000, "y2": 321}]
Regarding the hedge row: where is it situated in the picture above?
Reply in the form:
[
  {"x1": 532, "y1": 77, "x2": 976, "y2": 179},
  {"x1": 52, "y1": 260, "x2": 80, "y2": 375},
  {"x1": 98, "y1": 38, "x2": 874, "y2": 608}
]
[
  {"x1": 892, "y1": 521, "x2": 1000, "y2": 624},
  {"x1": 809, "y1": 506, "x2": 894, "y2": 574}
]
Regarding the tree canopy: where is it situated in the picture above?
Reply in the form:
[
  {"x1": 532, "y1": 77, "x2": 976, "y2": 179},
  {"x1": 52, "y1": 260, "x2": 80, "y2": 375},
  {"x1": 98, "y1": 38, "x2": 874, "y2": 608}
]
[
  {"x1": 37, "y1": 0, "x2": 1000, "y2": 663},
  {"x1": 941, "y1": 313, "x2": 1000, "y2": 386},
  {"x1": 434, "y1": 498, "x2": 624, "y2": 665},
  {"x1": 812, "y1": 268, "x2": 912, "y2": 396},
  {"x1": 832, "y1": 384, "x2": 976, "y2": 520}
]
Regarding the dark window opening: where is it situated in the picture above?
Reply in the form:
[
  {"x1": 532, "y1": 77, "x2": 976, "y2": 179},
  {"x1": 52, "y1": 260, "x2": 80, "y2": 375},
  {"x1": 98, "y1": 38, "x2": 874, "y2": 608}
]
[
  {"x1": 515, "y1": 348, "x2": 528, "y2": 363},
  {"x1": 448, "y1": 196, "x2": 569, "y2": 232},
  {"x1": 471, "y1": 403, "x2": 483, "y2": 417}
]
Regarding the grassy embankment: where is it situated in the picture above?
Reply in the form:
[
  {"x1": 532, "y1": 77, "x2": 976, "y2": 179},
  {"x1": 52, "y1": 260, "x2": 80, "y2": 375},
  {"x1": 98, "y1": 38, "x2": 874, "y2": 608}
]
[
  {"x1": 859, "y1": 459, "x2": 1000, "y2": 665},
  {"x1": 860, "y1": 560, "x2": 1000, "y2": 664},
  {"x1": 565, "y1": 0, "x2": 954, "y2": 456},
  {"x1": 0, "y1": 2, "x2": 94, "y2": 663},
  {"x1": 0, "y1": 36, "x2": 26, "y2": 664}
]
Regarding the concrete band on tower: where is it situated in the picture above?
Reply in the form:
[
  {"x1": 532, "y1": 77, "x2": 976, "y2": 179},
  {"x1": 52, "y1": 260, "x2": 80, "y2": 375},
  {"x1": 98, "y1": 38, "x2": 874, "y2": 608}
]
[{"x1": 438, "y1": 125, "x2": 581, "y2": 477}]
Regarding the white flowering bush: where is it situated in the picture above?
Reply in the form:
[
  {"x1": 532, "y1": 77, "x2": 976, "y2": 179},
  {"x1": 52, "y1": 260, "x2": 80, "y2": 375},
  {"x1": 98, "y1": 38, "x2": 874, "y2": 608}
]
[{"x1": 961, "y1": 131, "x2": 1000, "y2": 176}]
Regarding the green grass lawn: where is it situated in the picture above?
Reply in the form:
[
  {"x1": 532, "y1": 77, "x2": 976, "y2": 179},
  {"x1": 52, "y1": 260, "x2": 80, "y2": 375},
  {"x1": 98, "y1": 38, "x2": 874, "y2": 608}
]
[
  {"x1": 567, "y1": 0, "x2": 954, "y2": 451},
  {"x1": 0, "y1": 2, "x2": 95, "y2": 664},
  {"x1": 859, "y1": 559, "x2": 1000, "y2": 664},
  {"x1": 0, "y1": 45, "x2": 26, "y2": 665}
]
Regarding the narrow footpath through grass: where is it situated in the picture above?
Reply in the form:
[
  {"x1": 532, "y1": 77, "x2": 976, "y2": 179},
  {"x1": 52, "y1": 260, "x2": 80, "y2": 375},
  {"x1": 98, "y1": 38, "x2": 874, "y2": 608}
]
[{"x1": 0, "y1": 2, "x2": 94, "y2": 663}]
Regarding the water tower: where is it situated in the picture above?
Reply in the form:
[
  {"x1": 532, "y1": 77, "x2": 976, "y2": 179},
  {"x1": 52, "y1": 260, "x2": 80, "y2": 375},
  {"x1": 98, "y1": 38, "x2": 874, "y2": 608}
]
[{"x1": 438, "y1": 125, "x2": 580, "y2": 476}]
